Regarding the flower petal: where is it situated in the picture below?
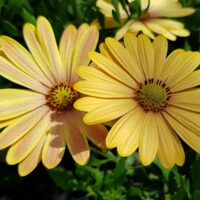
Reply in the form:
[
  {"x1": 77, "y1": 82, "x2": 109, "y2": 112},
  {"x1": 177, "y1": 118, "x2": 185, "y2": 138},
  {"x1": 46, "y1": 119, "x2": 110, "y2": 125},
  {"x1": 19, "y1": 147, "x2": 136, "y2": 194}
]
[
  {"x1": 163, "y1": 111, "x2": 200, "y2": 153},
  {"x1": 0, "y1": 56, "x2": 48, "y2": 94},
  {"x1": 83, "y1": 99, "x2": 138, "y2": 125},
  {"x1": 171, "y1": 70, "x2": 200, "y2": 92},
  {"x1": 170, "y1": 89, "x2": 200, "y2": 112},
  {"x1": 0, "y1": 36, "x2": 52, "y2": 87},
  {"x1": 0, "y1": 105, "x2": 49, "y2": 149},
  {"x1": 42, "y1": 113, "x2": 66, "y2": 169},
  {"x1": 18, "y1": 134, "x2": 46, "y2": 177},
  {"x1": 74, "y1": 80, "x2": 134, "y2": 98},
  {"x1": 89, "y1": 51, "x2": 137, "y2": 88},
  {"x1": 152, "y1": 36, "x2": 168, "y2": 79},
  {"x1": 23, "y1": 23, "x2": 56, "y2": 84},
  {"x1": 106, "y1": 107, "x2": 145, "y2": 149},
  {"x1": 59, "y1": 25, "x2": 78, "y2": 82},
  {"x1": 137, "y1": 34, "x2": 155, "y2": 79},
  {"x1": 157, "y1": 113, "x2": 185, "y2": 168},
  {"x1": 6, "y1": 111, "x2": 51, "y2": 165},
  {"x1": 36, "y1": 16, "x2": 64, "y2": 81},
  {"x1": 0, "y1": 89, "x2": 46, "y2": 120},
  {"x1": 65, "y1": 110, "x2": 90, "y2": 165},
  {"x1": 139, "y1": 112, "x2": 158, "y2": 166}
]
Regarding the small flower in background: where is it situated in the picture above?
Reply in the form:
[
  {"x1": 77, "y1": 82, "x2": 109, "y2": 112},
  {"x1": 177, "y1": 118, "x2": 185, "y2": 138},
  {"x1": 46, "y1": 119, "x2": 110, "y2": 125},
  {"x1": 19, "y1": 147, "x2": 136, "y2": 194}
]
[
  {"x1": 74, "y1": 33, "x2": 200, "y2": 168},
  {"x1": 97, "y1": 0, "x2": 195, "y2": 40},
  {"x1": 0, "y1": 16, "x2": 108, "y2": 176}
]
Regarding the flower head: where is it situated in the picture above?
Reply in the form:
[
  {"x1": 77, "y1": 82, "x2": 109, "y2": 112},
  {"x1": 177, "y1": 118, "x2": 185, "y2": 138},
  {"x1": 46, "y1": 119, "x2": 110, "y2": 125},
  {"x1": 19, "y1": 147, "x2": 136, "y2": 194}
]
[
  {"x1": 97, "y1": 0, "x2": 195, "y2": 40},
  {"x1": 0, "y1": 16, "x2": 107, "y2": 176},
  {"x1": 74, "y1": 33, "x2": 200, "y2": 168}
]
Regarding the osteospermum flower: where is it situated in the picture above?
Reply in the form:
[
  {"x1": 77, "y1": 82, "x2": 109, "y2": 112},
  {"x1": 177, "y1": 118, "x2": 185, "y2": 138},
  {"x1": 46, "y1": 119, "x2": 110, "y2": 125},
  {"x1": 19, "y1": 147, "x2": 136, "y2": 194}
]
[
  {"x1": 74, "y1": 33, "x2": 200, "y2": 168},
  {"x1": 97, "y1": 0, "x2": 195, "y2": 40},
  {"x1": 0, "y1": 16, "x2": 108, "y2": 176}
]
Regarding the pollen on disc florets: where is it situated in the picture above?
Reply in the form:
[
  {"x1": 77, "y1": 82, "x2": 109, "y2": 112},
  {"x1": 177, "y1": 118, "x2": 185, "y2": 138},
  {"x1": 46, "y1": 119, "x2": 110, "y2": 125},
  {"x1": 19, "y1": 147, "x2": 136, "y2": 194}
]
[
  {"x1": 46, "y1": 82, "x2": 78, "y2": 111},
  {"x1": 136, "y1": 79, "x2": 171, "y2": 112}
]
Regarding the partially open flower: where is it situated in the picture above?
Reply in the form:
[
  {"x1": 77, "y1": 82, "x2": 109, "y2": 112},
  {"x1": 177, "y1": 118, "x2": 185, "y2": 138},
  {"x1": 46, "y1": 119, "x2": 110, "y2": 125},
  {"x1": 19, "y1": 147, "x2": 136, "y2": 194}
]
[{"x1": 97, "y1": 0, "x2": 195, "y2": 40}]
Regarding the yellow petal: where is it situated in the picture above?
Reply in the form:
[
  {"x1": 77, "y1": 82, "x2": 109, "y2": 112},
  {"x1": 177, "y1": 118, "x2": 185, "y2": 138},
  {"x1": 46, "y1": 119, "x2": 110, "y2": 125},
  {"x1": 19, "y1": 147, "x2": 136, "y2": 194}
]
[
  {"x1": 152, "y1": 36, "x2": 168, "y2": 79},
  {"x1": 18, "y1": 134, "x2": 46, "y2": 176},
  {"x1": 0, "y1": 105, "x2": 49, "y2": 149},
  {"x1": 105, "y1": 37, "x2": 144, "y2": 83},
  {"x1": 0, "y1": 36, "x2": 52, "y2": 86},
  {"x1": 83, "y1": 99, "x2": 138, "y2": 125},
  {"x1": 59, "y1": 24, "x2": 78, "y2": 82},
  {"x1": 0, "y1": 89, "x2": 46, "y2": 120},
  {"x1": 74, "y1": 80, "x2": 134, "y2": 98},
  {"x1": 0, "y1": 56, "x2": 48, "y2": 94},
  {"x1": 6, "y1": 111, "x2": 51, "y2": 165},
  {"x1": 171, "y1": 70, "x2": 200, "y2": 92},
  {"x1": 89, "y1": 51, "x2": 137, "y2": 89},
  {"x1": 137, "y1": 34, "x2": 155, "y2": 79},
  {"x1": 106, "y1": 107, "x2": 144, "y2": 149},
  {"x1": 65, "y1": 110, "x2": 90, "y2": 165},
  {"x1": 42, "y1": 113, "x2": 66, "y2": 169},
  {"x1": 157, "y1": 112, "x2": 184, "y2": 168},
  {"x1": 170, "y1": 89, "x2": 200, "y2": 112},
  {"x1": 23, "y1": 23, "x2": 56, "y2": 84},
  {"x1": 163, "y1": 111, "x2": 200, "y2": 153},
  {"x1": 139, "y1": 112, "x2": 158, "y2": 166},
  {"x1": 36, "y1": 16, "x2": 64, "y2": 81}
]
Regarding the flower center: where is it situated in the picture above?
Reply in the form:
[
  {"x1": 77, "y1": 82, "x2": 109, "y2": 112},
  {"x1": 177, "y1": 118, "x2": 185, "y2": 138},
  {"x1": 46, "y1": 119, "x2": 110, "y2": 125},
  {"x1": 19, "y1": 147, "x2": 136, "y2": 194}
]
[
  {"x1": 46, "y1": 82, "x2": 78, "y2": 111},
  {"x1": 136, "y1": 79, "x2": 171, "y2": 112}
]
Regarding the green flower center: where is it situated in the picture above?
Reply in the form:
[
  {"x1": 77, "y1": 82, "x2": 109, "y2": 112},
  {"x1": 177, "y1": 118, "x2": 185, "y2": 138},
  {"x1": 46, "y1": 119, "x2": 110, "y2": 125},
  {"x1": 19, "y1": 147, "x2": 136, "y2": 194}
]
[
  {"x1": 46, "y1": 82, "x2": 78, "y2": 111},
  {"x1": 137, "y1": 80, "x2": 171, "y2": 112}
]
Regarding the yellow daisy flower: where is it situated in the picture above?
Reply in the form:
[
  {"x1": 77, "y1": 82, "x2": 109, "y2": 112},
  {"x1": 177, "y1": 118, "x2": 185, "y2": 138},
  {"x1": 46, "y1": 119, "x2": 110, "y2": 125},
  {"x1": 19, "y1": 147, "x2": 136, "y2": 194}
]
[
  {"x1": 97, "y1": 0, "x2": 195, "y2": 40},
  {"x1": 74, "y1": 33, "x2": 200, "y2": 168},
  {"x1": 0, "y1": 16, "x2": 107, "y2": 176}
]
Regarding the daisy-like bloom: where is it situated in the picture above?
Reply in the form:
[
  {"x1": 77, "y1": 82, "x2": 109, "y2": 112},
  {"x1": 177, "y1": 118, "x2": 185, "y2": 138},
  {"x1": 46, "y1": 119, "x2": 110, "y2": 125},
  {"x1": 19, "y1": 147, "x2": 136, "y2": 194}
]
[
  {"x1": 74, "y1": 33, "x2": 200, "y2": 168},
  {"x1": 0, "y1": 16, "x2": 108, "y2": 176},
  {"x1": 97, "y1": 0, "x2": 195, "y2": 40}
]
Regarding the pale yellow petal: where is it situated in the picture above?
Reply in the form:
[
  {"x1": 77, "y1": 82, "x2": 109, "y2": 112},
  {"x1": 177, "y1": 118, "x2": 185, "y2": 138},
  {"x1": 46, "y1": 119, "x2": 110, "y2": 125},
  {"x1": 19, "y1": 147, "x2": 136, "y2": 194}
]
[
  {"x1": 71, "y1": 110, "x2": 108, "y2": 149},
  {"x1": 74, "y1": 80, "x2": 134, "y2": 98},
  {"x1": 115, "y1": 20, "x2": 135, "y2": 40},
  {"x1": 0, "y1": 105, "x2": 49, "y2": 149},
  {"x1": 83, "y1": 99, "x2": 138, "y2": 125},
  {"x1": 70, "y1": 25, "x2": 99, "y2": 83},
  {"x1": 42, "y1": 113, "x2": 65, "y2": 169},
  {"x1": 23, "y1": 23, "x2": 56, "y2": 84},
  {"x1": 6, "y1": 111, "x2": 51, "y2": 165},
  {"x1": 160, "y1": 49, "x2": 185, "y2": 82},
  {"x1": 36, "y1": 16, "x2": 64, "y2": 81},
  {"x1": 170, "y1": 89, "x2": 200, "y2": 112},
  {"x1": 117, "y1": 110, "x2": 145, "y2": 156},
  {"x1": 165, "y1": 106, "x2": 200, "y2": 135},
  {"x1": 0, "y1": 89, "x2": 46, "y2": 120},
  {"x1": 89, "y1": 51, "x2": 137, "y2": 88},
  {"x1": 18, "y1": 134, "x2": 46, "y2": 176},
  {"x1": 106, "y1": 107, "x2": 144, "y2": 149},
  {"x1": 137, "y1": 34, "x2": 155, "y2": 79},
  {"x1": 65, "y1": 110, "x2": 90, "y2": 165},
  {"x1": 157, "y1": 112, "x2": 184, "y2": 168},
  {"x1": 0, "y1": 36, "x2": 52, "y2": 86},
  {"x1": 59, "y1": 24, "x2": 78, "y2": 82},
  {"x1": 0, "y1": 56, "x2": 48, "y2": 94},
  {"x1": 104, "y1": 37, "x2": 144, "y2": 83},
  {"x1": 171, "y1": 70, "x2": 200, "y2": 92},
  {"x1": 145, "y1": 20, "x2": 176, "y2": 41},
  {"x1": 163, "y1": 111, "x2": 200, "y2": 153},
  {"x1": 167, "y1": 52, "x2": 200, "y2": 87},
  {"x1": 152, "y1": 36, "x2": 168, "y2": 79},
  {"x1": 139, "y1": 112, "x2": 158, "y2": 166}
]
